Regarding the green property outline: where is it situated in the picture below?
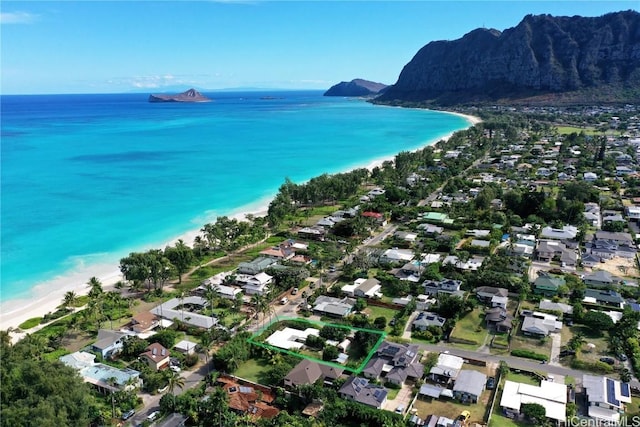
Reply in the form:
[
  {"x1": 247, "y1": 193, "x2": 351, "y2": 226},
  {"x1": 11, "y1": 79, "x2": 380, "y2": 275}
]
[{"x1": 247, "y1": 316, "x2": 387, "y2": 374}]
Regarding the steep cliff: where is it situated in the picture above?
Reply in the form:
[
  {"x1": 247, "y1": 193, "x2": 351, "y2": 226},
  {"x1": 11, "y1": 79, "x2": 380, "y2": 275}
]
[
  {"x1": 324, "y1": 79, "x2": 388, "y2": 97},
  {"x1": 377, "y1": 11, "x2": 640, "y2": 105},
  {"x1": 149, "y1": 88, "x2": 211, "y2": 103}
]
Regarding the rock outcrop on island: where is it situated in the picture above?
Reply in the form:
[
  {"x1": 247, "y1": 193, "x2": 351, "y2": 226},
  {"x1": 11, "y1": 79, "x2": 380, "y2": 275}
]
[
  {"x1": 148, "y1": 88, "x2": 211, "y2": 103},
  {"x1": 376, "y1": 10, "x2": 640, "y2": 106},
  {"x1": 324, "y1": 79, "x2": 388, "y2": 97}
]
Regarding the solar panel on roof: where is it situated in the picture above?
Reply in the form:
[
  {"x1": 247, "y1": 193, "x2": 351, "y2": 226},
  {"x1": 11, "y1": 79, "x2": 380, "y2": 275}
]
[
  {"x1": 606, "y1": 379, "x2": 621, "y2": 406},
  {"x1": 620, "y1": 383, "x2": 630, "y2": 398}
]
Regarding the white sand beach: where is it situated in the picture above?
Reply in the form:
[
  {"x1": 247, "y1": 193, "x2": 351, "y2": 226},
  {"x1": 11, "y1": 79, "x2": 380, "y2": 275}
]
[{"x1": 0, "y1": 110, "x2": 481, "y2": 341}]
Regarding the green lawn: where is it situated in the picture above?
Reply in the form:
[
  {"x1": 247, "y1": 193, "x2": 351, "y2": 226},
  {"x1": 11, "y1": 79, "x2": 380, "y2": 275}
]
[
  {"x1": 506, "y1": 371, "x2": 540, "y2": 386},
  {"x1": 489, "y1": 413, "x2": 529, "y2": 427},
  {"x1": 560, "y1": 325, "x2": 610, "y2": 365},
  {"x1": 509, "y1": 332, "x2": 552, "y2": 359},
  {"x1": 450, "y1": 307, "x2": 488, "y2": 348},
  {"x1": 555, "y1": 125, "x2": 599, "y2": 135},
  {"x1": 363, "y1": 305, "x2": 400, "y2": 332},
  {"x1": 233, "y1": 358, "x2": 270, "y2": 384}
]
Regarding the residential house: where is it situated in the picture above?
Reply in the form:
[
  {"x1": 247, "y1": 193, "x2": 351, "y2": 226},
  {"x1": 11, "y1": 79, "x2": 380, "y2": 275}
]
[
  {"x1": 129, "y1": 312, "x2": 160, "y2": 334},
  {"x1": 237, "y1": 272, "x2": 273, "y2": 295},
  {"x1": 538, "y1": 300, "x2": 573, "y2": 315},
  {"x1": 140, "y1": 343, "x2": 170, "y2": 371},
  {"x1": 217, "y1": 376, "x2": 280, "y2": 419},
  {"x1": 380, "y1": 248, "x2": 415, "y2": 264},
  {"x1": 413, "y1": 312, "x2": 446, "y2": 331},
  {"x1": 491, "y1": 295, "x2": 508, "y2": 309},
  {"x1": 361, "y1": 211, "x2": 387, "y2": 226},
  {"x1": 266, "y1": 327, "x2": 320, "y2": 350},
  {"x1": 540, "y1": 225, "x2": 579, "y2": 240},
  {"x1": 475, "y1": 287, "x2": 508, "y2": 305},
  {"x1": 173, "y1": 339, "x2": 198, "y2": 355},
  {"x1": 283, "y1": 359, "x2": 344, "y2": 388},
  {"x1": 420, "y1": 212, "x2": 454, "y2": 225},
  {"x1": 582, "y1": 253, "x2": 604, "y2": 267},
  {"x1": 297, "y1": 226, "x2": 326, "y2": 241},
  {"x1": 583, "y1": 271, "x2": 617, "y2": 288},
  {"x1": 342, "y1": 278, "x2": 382, "y2": 299},
  {"x1": 625, "y1": 205, "x2": 640, "y2": 222},
  {"x1": 429, "y1": 353, "x2": 464, "y2": 384},
  {"x1": 520, "y1": 311, "x2": 563, "y2": 337},
  {"x1": 500, "y1": 380, "x2": 567, "y2": 424},
  {"x1": 535, "y1": 240, "x2": 578, "y2": 266},
  {"x1": 237, "y1": 257, "x2": 278, "y2": 275},
  {"x1": 312, "y1": 296, "x2": 356, "y2": 318},
  {"x1": 417, "y1": 223, "x2": 444, "y2": 236},
  {"x1": 533, "y1": 276, "x2": 566, "y2": 296},
  {"x1": 453, "y1": 370, "x2": 487, "y2": 403},
  {"x1": 339, "y1": 376, "x2": 388, "y2": 409},
  {"x1": 466, "y1": 229, "x2": 491, "y2": 238},
  {"x1": 585, "y1": 239, "x2": 637, "y2": 260},
  {"x1": 582, "y1": 374, "x2": 633, "y2": 424},
  {"x1": 485, "y1": 307, "x2": 513, "y2": 333},
  {"x1": 422, "y1": 278, "x2": 463, "y2": 297},
  {"x1": 151, "y1": 296, "x2": 218, "y2": 330},
  {"x1": 594, "y1": 231, "x2": 634, "y2": 246},
  {"x1": 583, "y1": 289, "x2": 625, "y2": 309},
  {"x1": 603, "y1": 213, "x2": 626, "y2": 227},
  {"x1": 469, "y1": 239, "x2": 490, "y2": 249},
  {"x1": 584, "y1": 172, "x2": 598, "y2": 182},
  {"x1": 394, "y1": 231, "x2": 418, "y2": 243},
  {"x1": 60, "y1": 351, "x2": 142, "y2": 394},
  {"x1": 442, "y1": 255, "x2": 485, "y2": 271},
  {"x1": 362, "y1": 341, "x2": 424, "y2": 386},
  {"x1": 91, "y1": 329, "x2": 129, "y2": 359},
  {"x1": 394, "y1": 261, "x2": 422, "y2": 282}
]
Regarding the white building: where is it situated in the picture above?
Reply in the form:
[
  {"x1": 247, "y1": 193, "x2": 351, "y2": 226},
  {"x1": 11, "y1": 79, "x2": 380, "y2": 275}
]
[
  {"x1": 266, "y1": 327, "x2": 320, "y2": 350},
  {"x1": 583, "y1": 374, "x2": 633, "y2": 424},
  {"x1": 500, "y1": 380, "x2": 567, "y2": 423}
]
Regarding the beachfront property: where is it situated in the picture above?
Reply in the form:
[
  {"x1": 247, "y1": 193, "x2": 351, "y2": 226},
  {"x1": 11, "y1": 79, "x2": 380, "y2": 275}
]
[
  {"x1": 582, "y1": 374, "x2": 633, "y2": 424},
  {"x1": 60, "y1": 351, "x2": 142, "y2": 394},
  {"x1": 500, "y1": 380, "x2": 567, "y2": 424},
  {"x1": 151, "y1": 296, "x2": 218, "y2": 329},
  {"x1": 197, "y1": 271, "x2": 243, "y2": 299}
]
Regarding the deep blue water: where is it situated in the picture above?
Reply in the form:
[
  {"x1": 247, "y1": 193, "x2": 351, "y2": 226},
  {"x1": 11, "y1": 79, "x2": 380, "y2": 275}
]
[{"x1": 0, "y1": 90, "x2": 470, "y2": 301}]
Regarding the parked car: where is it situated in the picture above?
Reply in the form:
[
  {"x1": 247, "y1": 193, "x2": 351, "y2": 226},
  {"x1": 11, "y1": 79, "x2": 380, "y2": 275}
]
[
  {"x1": 395, "y1": 405, "x2": 405, "y2": 414},
  {"x1": 280, "y1": 297, "x2": 289, "y2": 305},
  {"x1": 291, "y1": 287, "x2": 298, "y2": 295},
  {"x1": 559, "y1": 349, "x2": 576, "y2": 357},
  {"x1": 617, "y1": 354, "x2": 628, "y2": 362},
  {"x1": 121, "y1": 409, "x2": 135, "y2": 421},
  {"x1": 599, "y1": 357, "x2": 615, "y2": 365},
  {"x1": 486, "y1": 377, "x2": 496, "y2": 389},
  {"x1": 147, "y1": 411, "x2": 160, "y2": 422},
  {"x1": 458, "y1": 410, "x2": 471, "y2": 422},
  {"x1": 170, "y1": 365, "x2": 181, "y2": 373}
]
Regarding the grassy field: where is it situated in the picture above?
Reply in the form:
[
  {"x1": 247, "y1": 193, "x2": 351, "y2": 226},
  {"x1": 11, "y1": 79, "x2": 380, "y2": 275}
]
[
  {"x1": 450, "y1": 307, "x2": 488, "y2": 348},
  {"x1": 412, "y1": 388, "x2": 492, "y2": 425},
  {"x1": 489, "y1": 413, "x2": 530, "y2": 427},
  {"x1": 560, "y1": 324, "x2": 610, "y2": 365},
  {"x1": 506, "y1": 371, "x2": 540, "y2": 386},
  {"x1": 233, "y1": 358, "x2": 270, "y2": 384},
  {"x1": 363, "y1": 305, "x2": 401, "y2": 333},
  {"x1": 509, "y1": 331, "x2": 552, "y2": 359},
  {"x1": 555, "y1": 125, "x2": 599, "y2": 135}
]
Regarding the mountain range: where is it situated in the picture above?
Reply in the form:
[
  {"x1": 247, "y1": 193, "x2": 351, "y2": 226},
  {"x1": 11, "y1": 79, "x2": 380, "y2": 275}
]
[{"x1": 375, "y1": 10, "x2": 640, "y2": 106}]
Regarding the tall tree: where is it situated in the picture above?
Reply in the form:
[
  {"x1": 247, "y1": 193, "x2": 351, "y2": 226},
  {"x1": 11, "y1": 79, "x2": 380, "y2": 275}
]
[{"x1": 164, "y1": 239, "x2": 194, "y2": 284}]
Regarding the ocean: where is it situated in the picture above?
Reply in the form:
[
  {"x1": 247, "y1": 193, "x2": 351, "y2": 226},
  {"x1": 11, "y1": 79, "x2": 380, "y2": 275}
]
[{"x1": 0, "y1": 90, "x2": 470, "y2": 303}]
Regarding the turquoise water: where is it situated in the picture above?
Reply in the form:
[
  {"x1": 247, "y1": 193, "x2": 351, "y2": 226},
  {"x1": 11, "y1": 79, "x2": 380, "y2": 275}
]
[{"x1": 0, "y1": 91, "x2": 470, "y2": 301}]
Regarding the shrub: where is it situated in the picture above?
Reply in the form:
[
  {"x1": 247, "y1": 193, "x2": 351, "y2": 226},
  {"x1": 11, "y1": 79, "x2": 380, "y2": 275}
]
[
  {"x1": 510, "y1": 349, "x2": 547, "y2": 361},
  {"x1": 19, "y1": 317, "x2": 43, "y2": 330}
]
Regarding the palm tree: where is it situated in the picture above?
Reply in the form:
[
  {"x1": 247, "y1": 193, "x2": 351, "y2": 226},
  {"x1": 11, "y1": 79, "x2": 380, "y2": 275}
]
[
  {"x1": 87, "y1": 276, "x2": 103, "y2": 298},
  {"x1": 62, "y1": 291, "x2": 79, "y2": 309},
  {"x1": 199, "y1": 332, "x2": 213, "y2": 374},
  {"x1": 166, "y1": 370, "x2": 185, "y2": 408}
]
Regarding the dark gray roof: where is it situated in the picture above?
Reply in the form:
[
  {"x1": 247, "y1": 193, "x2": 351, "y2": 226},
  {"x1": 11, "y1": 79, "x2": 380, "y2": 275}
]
[
  {"x1": 453, "y1": 370, "x2": 487, "y2": 397},
  {"x1": 339, "y1": 376, "x2": 388, "y2": 407}
]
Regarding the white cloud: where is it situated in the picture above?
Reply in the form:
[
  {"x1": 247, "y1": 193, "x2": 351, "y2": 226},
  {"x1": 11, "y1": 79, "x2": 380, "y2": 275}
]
[{"x1": 0, "y1": 11, "x2": 38, "y2": 24}]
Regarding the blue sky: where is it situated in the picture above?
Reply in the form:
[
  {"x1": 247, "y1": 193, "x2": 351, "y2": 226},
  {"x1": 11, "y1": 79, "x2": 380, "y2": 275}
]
[{"x1": 1, "y1": 1, "x2": 637, "y2": 94}]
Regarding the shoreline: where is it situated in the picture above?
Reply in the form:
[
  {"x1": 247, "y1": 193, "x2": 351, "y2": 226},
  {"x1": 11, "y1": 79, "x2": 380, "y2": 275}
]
[{"x1": 0, "y1": 110, "x2": 481, "y2": 337}]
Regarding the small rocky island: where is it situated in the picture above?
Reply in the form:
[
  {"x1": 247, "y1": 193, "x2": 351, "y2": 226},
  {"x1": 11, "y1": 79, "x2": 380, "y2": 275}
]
[
  {"x1": 324, "y1": 79, "x2": 388, "y2": 97},
  {"x1": 148, "y1": 88, "x2": 211, "y2": 103}
]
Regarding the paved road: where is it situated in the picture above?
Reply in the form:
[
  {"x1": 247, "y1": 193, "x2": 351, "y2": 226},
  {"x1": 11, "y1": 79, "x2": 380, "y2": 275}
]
[
  {"x1": 127, "y1": 364, "x2": 207, "y2": 426},
  {"x1": 412, "y1": 342, "x2": 640, "y2": 389}
]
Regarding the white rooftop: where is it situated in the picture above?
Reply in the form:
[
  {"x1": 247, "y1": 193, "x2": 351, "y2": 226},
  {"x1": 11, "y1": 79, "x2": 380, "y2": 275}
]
[
  {"x1": 500, "y1": 380, "x2": 567, "y2": 422},
  {"x1": 266, "y1": 327, "x2": 320, "y2": 350}
]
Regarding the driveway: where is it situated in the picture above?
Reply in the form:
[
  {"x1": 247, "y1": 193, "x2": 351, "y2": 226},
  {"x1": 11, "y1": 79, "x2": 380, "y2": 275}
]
[
  {"x1": 383, "y1": 382, "x2": 413, "y2": 413},
  {"x1": 549, "y1": 332, "x2": 562, "y2": 366}
]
